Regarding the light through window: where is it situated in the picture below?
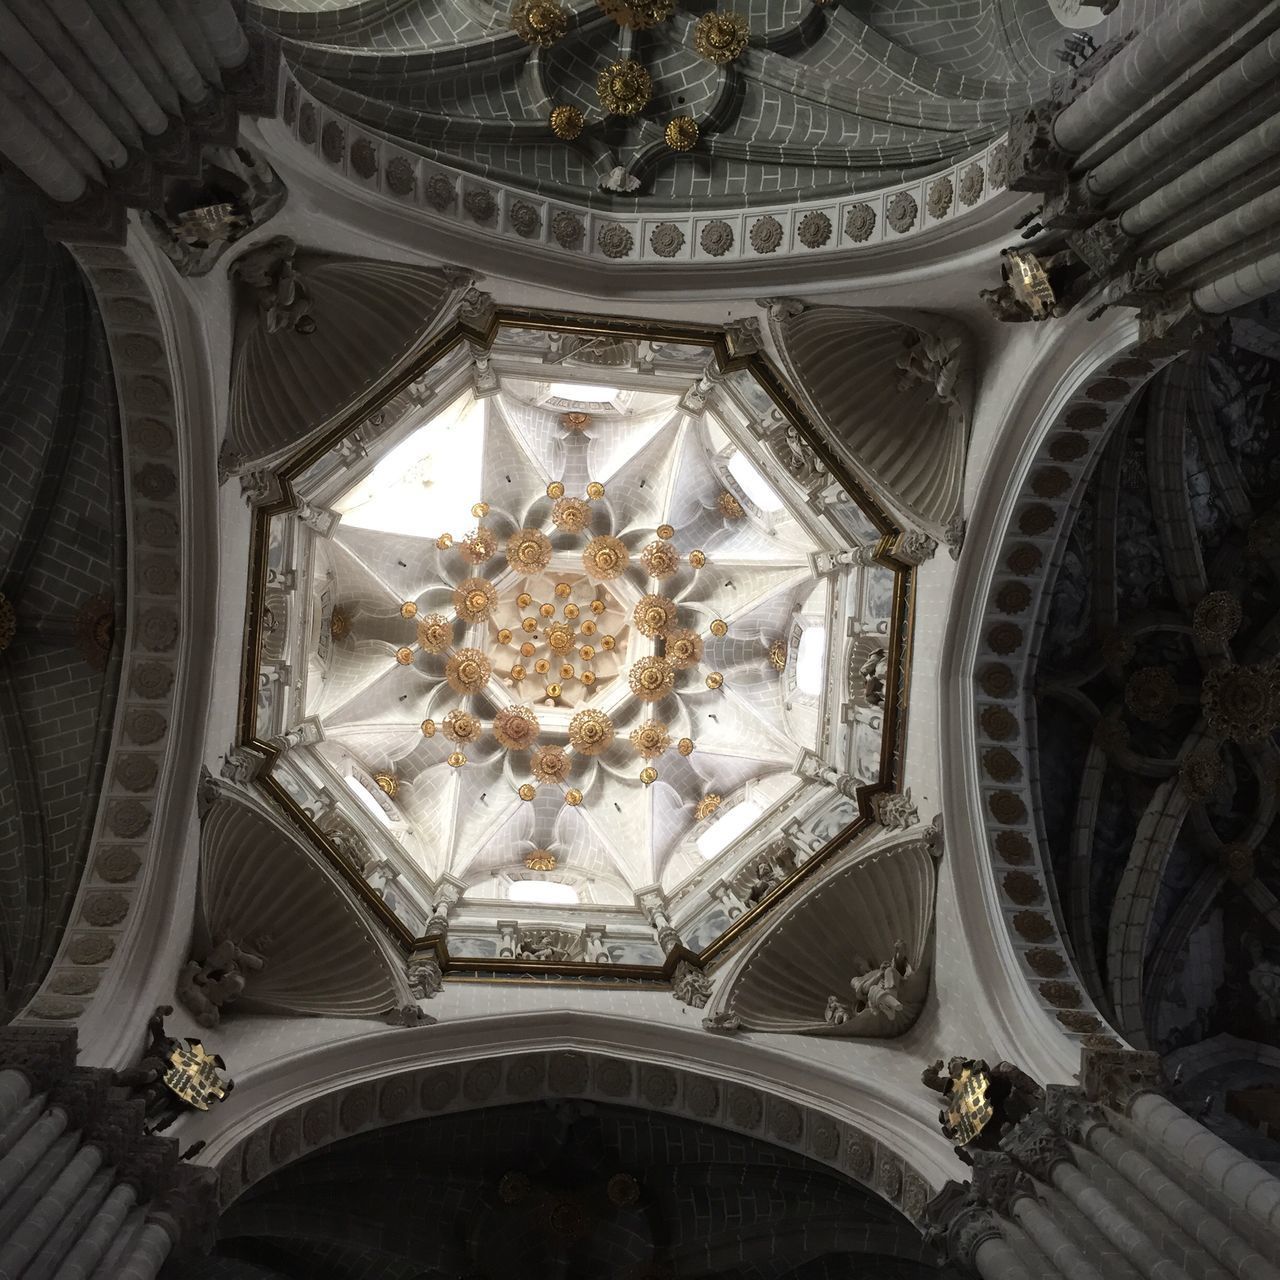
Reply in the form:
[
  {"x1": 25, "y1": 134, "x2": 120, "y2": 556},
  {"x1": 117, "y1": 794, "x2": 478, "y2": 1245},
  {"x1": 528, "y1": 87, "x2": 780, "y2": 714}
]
[
  {"x1": 548, "y1": 383, "x2": 619, "y2": 403},
  {"x1": 796, "y1": 626, "x2": 826, "y2": 696},
  {"x1": 697, "y1": 799, "x2": 763, "y2": 860},
  {"x1": 508, "y1": 879, "x2": 580, "y2": 905},
  {"x1": 728, "y1": 451, "x2": 784, "y2": 512}
]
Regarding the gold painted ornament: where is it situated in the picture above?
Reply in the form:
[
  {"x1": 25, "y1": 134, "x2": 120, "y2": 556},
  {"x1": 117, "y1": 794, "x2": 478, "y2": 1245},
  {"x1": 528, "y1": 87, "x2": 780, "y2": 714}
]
[
  {"x1": 705, "y1": 671, "x2": 724, "y2": 689},
  {"x1": 546, "y1": 620, "x2": 576, "y2": 653},
  {"x1": 374, "y1": 772, "x2": 399, "y2": 798},
  {"x1": 640, "y1": 766, "x2": 658, "y2": 785},
  {"x1": 693, "y1": 10, "x2": 749, "y2": 63},
  {"x1": 640, "y1": 540, "x2": 681, "y2": 579},
  {"x1": 493, "y1": 705, "x2": 541, "y2": 750},
  {"x1": 547, "y1": 481, "x2": 566, "y2": 499},
  {"x1": 768, "y1": 639, "x2": 787, "y2": 671},
  {"x1": 161, "y1": 1040, "x2": 231, "y2": 1111},
  {"x1": 400, "y1": 602, "x2": 418, "y2": 619},
  {"x1": 329, "y1": 607, "x2": 349, "y2": 640},
  {"x1": 549, "y1": 104, "x2": 585, "y2": 140},
  {"x1": 634, "y1": 594, "x2": 678, "y2": 638},
  {"x1": 417, "y1": 614, "x2": 454, "y2": 652},
  {"x1": 590, "y1": 599, "x2": 606, "y2": 615},
  {"x1": 546, "y1": 682, "x2": 563, "y2": 699},
  {"x1": 689, "y1": 549, "x2": 707, "y2": 568},
  {"x1": 539, "y1": 602, "x2": 555, "y2": 618},
  {"x1": 665, "y1": 116, "x2": 699, "y2": 151},
  {"x1": 471, "y1": 502, "x2": 490, "y2": 518},
  {"x1": 454, "y1": 577, "x2": 498, "y2": 623},
  {"x1": 459, "y1": 526, "x2": 497, "y2": 564},
  {"x1": 532, "y1": 745, "x2": 571, "y2": 783},
  {"x1": 709, "y1": 618, "x2": 728, "y2": 637},
  {"x1": 436, "y1": 533, "x2": 454, "y2": 550},
  {"x1": 525, "y1": 849, "x2": 557, "y2": 871},
  {"x1": 586, "y1": 481, "x2": 606, "y2": 500},
  {"x1": 597, "y1": 60, "x2": 653, "y2": 116},
  {"x1": 562, "y1": 412, "x2": 592, "y2": 432},
  {"x1": 395, "y1": 646, "x2": 415, "y2": 665},
  {"x1": 717, "y1": 490, "x2": 745, "y2": 519},
  {"x1": 553, "y1": 496, "x2": 591, "y2": 532},
  {"x1": 565, "y1": 788, "x2": 584, "y2": 806},
  {"x1": 665, "y1": 628, "x2": 703, "y2": 669},
  {"x1": 519, "y1": 783, "x2": 537, "y2": 801},
  {"x1": 518, "y1": 592, "x2": 534, "y2": 608},
  {"x1": 512, "y1": 0, "x2": 569, "y2": 45},
  {"x1": 511, "y1": 664, "x2": 527, "y2": 681},
  {"x1": 583, "y1": 534, "x2": 629, "y2": 580},
  {"x1": 442, "y1": 709, "x2": 482, "y2": 744},
  {"x1": 581, "y1": 670, "x2": 596, "y2": 686},
  {"x1": 630, "y1": 719, "x2": 670, "y2": 759},
  {"x1": 421, "y1": 719, "x2": 436, "y2": 737},
  {"x1": 497, "y1": 628, "x2": 513, "y2": 645},
  {"x1": 597, "y1": 0, "x2": 673, "y2": 29},
  {"x1": 629, "y1": 655, "x2": 675, "y2": 702},
  {"x1": 507, "y1": 528, "x2": 553, "y2": 574},
  {"x1": 601, "y1": 634, "x2": 616, "y2": 651},
  {"x1": 445, "y1": 647, "x2": 492, "y2": 694},
  {"x1": 656, "y1": 524, "x2": 675, "y2": 540},
  {"x1": 569, "y1": 707, "x2": 615, "y2": 754},
  {"x1": 448, "y1": 751, "x2": 467, "y2": 768},
  {"x1": 695, "y1": 793, "x2": 722, "y2": 820},
  {"x1": 564, "y1": 603, "x2": 580, "y2": 620},
  {"x1": 677, "y1": 737, "x2": 694, "y2": 756}
]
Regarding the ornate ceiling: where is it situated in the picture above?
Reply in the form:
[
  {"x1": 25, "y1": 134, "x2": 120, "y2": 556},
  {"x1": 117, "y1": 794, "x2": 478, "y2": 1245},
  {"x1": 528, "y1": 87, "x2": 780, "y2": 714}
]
[
  {"x1": 244, "y1": 309, "x2": 911, "y2": 973},
  {"x1": 261, "y1": 0, "x2": 1073, "y2": 210}
]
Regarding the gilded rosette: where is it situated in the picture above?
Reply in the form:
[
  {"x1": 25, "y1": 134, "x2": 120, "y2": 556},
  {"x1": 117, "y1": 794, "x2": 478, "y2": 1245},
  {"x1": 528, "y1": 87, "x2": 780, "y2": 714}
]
[
  {"x1": 446, "y1": 647, "x2": 492, "y2": 694},
  {"x1": 665, "y1": 628, "x2": 703, "y2": 669},
  {"x1": 583, "y1": 534, "x2": 629, "y2": 580},
  {"x1": 562, "y1": 411, "x2": 592, "y2": 431},
  {"x1": 524, "y1": 849, "x2": 557, "y2": 871},
  {"x1": 633, "y1": 594, "x2": 678, "y2": 638},
  {"x1": 454, "y1": 577, "x2": 498, "y2": 623},
  {"x1": 549, "y1": 104, "x2": 585, "y2": 140},
  {"x1": 545, "y1": 620, "x2": 576, "y2": 653},
  {"x1": 694, "y1": 793, "x2": 722, "y2": 820},
  {"x1": 664, "y1": 116, "x2": 698, "y2": 151},
  {"x1": 531, "y1": 744, "x2": 571, "y2": 783},
  {"x1": 640, "y1": 540, "x2": 680, "y2": 579},
  {"x1": 417, "y1": 613, "x2": 454, "y2": 652},
  {"x1": 768, "y1": 639, "x2": 787, "y2": 671},
  {"x1": 459, "y1": 526, "x2": 496, "y2": 564},
  {"x1": 568, "y1": 707, "x2": 615, "y2": 755},
  {"x1": 512, "y1": 0, "x2": 568, "y2": 45},
  {"x1": 629, "y1": 719, "x2": 670, "y2": 759},
  {"x1": 693, "y1": 11, "x2": 748, "y2": 63},
  {"x1": 329, "y1": 607, "x2": 349, "y2": 640},
  {"x1": 442, "y1": 709, "x2": 482, "y2": 744},
  {"x1": 596, "y1": 60, "x2": 652, "y2": 116},
  {"x1": 493, "y1": 705, "x2": 541, "y2": 750},
  {"x1": 717, "y1": 491, "x2": 745, "y2": 519},
  {"x1": 597, "y1": 0, "x2": 673, "y2": 28},
  {"x1": 374, "y1": 772, "x2": 399, "y2": 797},
  {"x1": 507, "y1": 528, "x2": 553, "y2": 574},
  {"x1": 629, "y1": 655, "x2": 674, "y2": 702},
  {"x1": 552, "y1": 496, "x2": 591, "y2": 532}
]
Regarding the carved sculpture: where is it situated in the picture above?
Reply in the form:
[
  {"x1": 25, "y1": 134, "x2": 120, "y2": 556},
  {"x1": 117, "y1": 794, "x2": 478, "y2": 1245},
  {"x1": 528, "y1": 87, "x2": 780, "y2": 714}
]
[
  {"x1": 825, "y1": 941, "x2": 912, "y2": 1024},
  {"x1": 860, "y1": 648, "x2": 889, "y2": 707},
  {"x1": 113, "y1": 1006, "x2": 234, "y2": 1133},
  {"x1": 176, "y1": 938, "x2": 267, "y2": 1028},
  {"x1": 517, "y1": 929, "x2": 573, "y2": 962},
  {"x1": 896, "y1": 328, "x2": 965, "y2": 428},
  {"x1": 408, "y1": 953, "x2": 444, "y2": 999},
  {"x1": 229, "y1": 236, "x2": 315, "y2": 334},
  {"x1": 672, "y1": 960, "x2": 713, "y2": 1008}
]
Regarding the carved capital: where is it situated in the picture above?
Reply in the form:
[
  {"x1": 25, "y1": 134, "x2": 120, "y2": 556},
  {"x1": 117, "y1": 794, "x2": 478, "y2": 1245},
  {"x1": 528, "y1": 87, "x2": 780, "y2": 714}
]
[
  {"x1": 889, "y1": 530, "x2": 938, "y2": 566},
  {"x1": 872, "y1": 788, "x2": 919, "y2": 830},
  {"x1": 970, "y1": 1149, "x2": 1033, "y2": 1217},
  {"x1": 1000, "y1": 1109, "x2": 1074, "y2": 1181},
  {"x1": 1007, "y1": 102, "x2": 1073, "y2": 193},
  {"x1": 724, "y1": 316, "x2": 762, "y2": 358},
  {"x1": 1134, "y1": 294, "x2": 1222, "y2": 359},
  {"x1": 0, "y1": 1024, "x2": 79, "y2": 1092},
  {"x1": 457, "y1": 287, "x2": 497, "y2": 340},
  {"x1": 756, "y1": 296, "x2": 806, "y2": 323},
  {"x1": 1079, "y1": 1045, "x2": 1163, "y2": 1115},
  {"x1": 671, "y1": 960, "x2": 712, "y2": 1009},
  {"x1": 239, "y1": 468, "x2": 283, "y2": 507},
  {"x1": 1044, "y1": 1083, "x2": 1105, "y2": 1144},
  {"x1": 923, "y1": 1181, "x2": 1004, "y2": 1271}
]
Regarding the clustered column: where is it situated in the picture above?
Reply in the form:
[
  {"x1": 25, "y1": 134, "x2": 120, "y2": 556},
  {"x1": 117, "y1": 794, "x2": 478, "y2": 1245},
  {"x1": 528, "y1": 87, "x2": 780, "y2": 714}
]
[
  {"x1": 0, "y1": 1026, "x2": 216, "y2": 1280},
  {"x1": 927, "y1": 1046, "x2": 1280, "y2": 1280},
  {"x1": 1005, "y1": 0, "x2": 1280, "y2": 336}
]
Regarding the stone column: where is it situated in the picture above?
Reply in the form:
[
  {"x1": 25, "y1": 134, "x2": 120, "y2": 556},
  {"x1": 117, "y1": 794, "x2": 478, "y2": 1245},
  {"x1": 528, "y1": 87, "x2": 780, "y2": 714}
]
[{"x1": 1053, "y1": 0, "x2": 1269, "y2": 157}]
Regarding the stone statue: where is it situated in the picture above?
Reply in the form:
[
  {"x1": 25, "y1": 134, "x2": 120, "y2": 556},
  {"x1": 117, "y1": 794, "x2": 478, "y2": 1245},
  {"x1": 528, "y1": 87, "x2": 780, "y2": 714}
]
[
  {"x1": 859, "y1": 647, "x2": 889, "y2": 706},
  {"x1": 408, "y1": 953, "x2": 444, "y2": 999},
  {"x1": 743, "y1": 857, "x2": 781, "y2": 907},
  {"x1": 229, "y1": 235, "x2": 315, "y2": 334},
  {"x1": 600, "y1": 166, "x2": 640, "y2": 193},
  {"x1": 980, "y1": 284, "x2": 1036, "y2": 323},
  {"x1": 177, "y1": 938, "x2": 267, "y2": 1028},
  {"x1": 897, "y1": 328, "x2": 965, "y2": 425},
  {"x1": 517, "y1": 930, "x2": 572, "y2": 962},
  {"x1": 773, "y1": 424, "x2": 828, "y2": 489},
  {"x1": 672, "y1": 960, "x2": 713, "y2": 1009},
  {"x1": 825, "y1": 940, "x2": 912, "y2": 1024}
]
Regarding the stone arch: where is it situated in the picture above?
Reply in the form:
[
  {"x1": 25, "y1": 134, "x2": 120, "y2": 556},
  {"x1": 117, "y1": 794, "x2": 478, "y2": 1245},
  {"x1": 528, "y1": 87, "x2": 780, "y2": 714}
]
[{"x1": 197, "y1": 1023, "x2": 952, "y2": 1232}]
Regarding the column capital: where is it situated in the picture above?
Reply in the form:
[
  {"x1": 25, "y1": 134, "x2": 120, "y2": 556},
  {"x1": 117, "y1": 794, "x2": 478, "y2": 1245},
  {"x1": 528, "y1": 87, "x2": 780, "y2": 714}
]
[
  {"x1": 970, "y1": 1149, "x2": 1035, "y2": 1218},
  {"x1": 1000, "y1": 1109, "x2": 1075, "y2": 1181},
  {"x1": 1079, "y1": 1044, "x2": 1164, "y2": 1114},
  {"x1": 923, "y1": 1180, "x2": 1004, "y2": 1272},
  {"x1": 1044, "y1": 1082, "x2": 1107, "y2": 1143},
  {"x1": 0, "y1": 1024, "x2": 78, "y2": 1092}
]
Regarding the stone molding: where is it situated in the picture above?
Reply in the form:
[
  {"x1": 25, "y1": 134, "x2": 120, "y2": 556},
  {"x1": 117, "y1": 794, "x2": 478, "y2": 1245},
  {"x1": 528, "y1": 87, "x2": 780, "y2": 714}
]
[
  {"x1": 276, "y1": 61, "x2": 1013, "y2": 271},
  {"x1": 207, "y1": 1045, "x2": 937, "y2": 1231}
]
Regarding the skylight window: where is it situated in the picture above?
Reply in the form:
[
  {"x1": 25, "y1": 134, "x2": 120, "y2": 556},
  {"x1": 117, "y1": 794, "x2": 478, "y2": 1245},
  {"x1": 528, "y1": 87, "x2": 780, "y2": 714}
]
[
  {"x1": 508, "y1": 879, "x2": 580, "y2": 905},
  {"x1": 548, "y1": 382, "x2": 619, "y2": 403},
  {"x1": 345, "y1": 774, "x2": 391, "y2": 825},
  {"x1": 333, "y1": 392, "x2": 483, "y2": 538},
  {"x1": 728, "y1": 450, "x2": 784, "y2": 512},
  {"x1": 697, "y1": 800, "x2": 763, "y2": 860},
  {"x1": 796, "y1": 627, "x2": 826, "y2": 696}
]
